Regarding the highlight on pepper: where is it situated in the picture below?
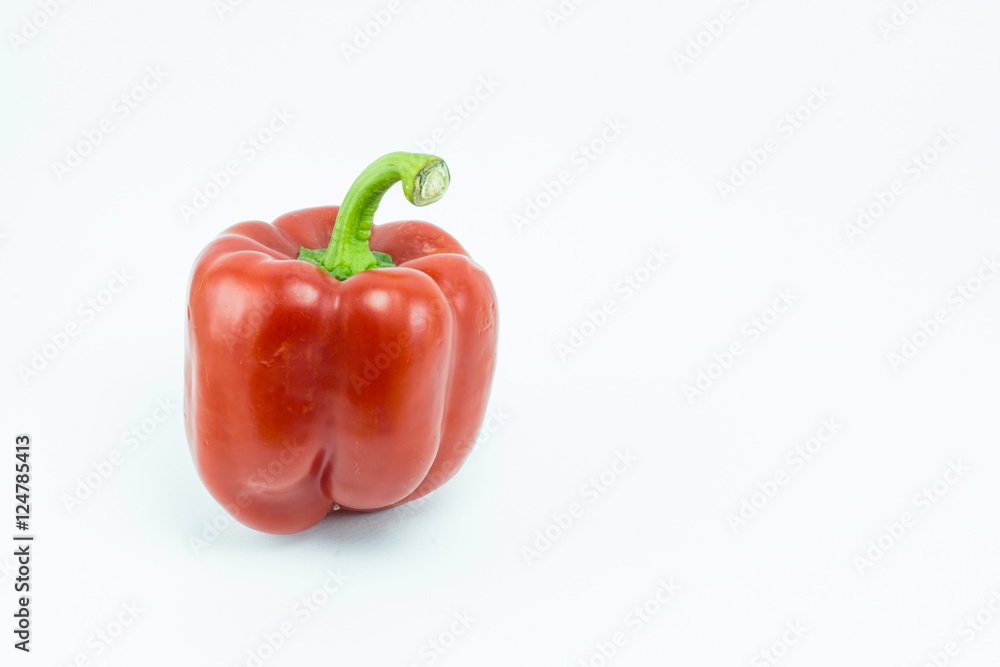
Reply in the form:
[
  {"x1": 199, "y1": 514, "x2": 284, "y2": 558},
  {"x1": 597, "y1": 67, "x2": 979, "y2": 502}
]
[{"x1": 183, "y1": 152, "x2": 498, "y2": 534}]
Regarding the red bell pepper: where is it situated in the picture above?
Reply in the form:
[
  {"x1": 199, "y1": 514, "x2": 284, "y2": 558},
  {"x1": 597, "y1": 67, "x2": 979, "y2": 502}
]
[{"x1": 184, "y1": 152, "x2": 498, "y2": 534}]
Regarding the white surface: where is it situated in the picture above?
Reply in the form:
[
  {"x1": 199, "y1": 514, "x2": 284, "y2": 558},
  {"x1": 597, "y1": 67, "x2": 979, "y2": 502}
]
[{"x1": 2, "y1": 0, "x2": 1000, "y2": 665}]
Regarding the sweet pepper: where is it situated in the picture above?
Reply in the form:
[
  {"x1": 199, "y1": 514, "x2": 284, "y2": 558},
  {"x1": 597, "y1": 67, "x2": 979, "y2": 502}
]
[{"x1": 184, "y1": 152, "x2": 498, "y2": 534}]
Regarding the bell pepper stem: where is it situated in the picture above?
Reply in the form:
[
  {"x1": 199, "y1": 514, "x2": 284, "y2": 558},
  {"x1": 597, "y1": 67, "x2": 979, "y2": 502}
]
[{"x1": 299, "y1": 152, "x2": 450, "y2": 280}]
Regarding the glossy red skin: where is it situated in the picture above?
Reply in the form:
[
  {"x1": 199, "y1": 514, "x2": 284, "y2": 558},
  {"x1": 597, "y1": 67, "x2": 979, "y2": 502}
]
[{"x1": 184, "y1": 206, "x2": 498, "y2": 534}]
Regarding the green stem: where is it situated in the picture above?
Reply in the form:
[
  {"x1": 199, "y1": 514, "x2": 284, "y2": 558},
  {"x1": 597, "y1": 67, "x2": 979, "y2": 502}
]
[{"x1": 298, "y1": 152, "x2": 450, "y2": 280}]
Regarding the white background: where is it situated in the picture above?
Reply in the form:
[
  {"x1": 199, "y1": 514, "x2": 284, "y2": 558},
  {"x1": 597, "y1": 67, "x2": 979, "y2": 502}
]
[{"x1": 2, "y1": 0, "x2": 1000, "y2": 665}]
